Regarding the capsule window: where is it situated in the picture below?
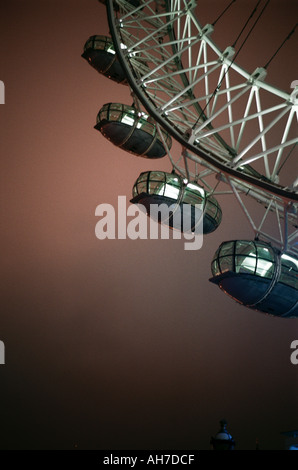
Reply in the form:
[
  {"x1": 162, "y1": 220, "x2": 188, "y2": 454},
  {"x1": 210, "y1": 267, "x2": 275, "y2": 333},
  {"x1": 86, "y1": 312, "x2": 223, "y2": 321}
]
[
  {"x1": 212, "y1": 240, "x2": 277, "y2": 278},
  {"x1": 109, "y1": 104, "x2": 124, "y2": 122},
  {"x1": 220, "y1": 241, "x2": 235, "y2": 257},
  {"x1": 255, "y1": 258, "x2": 274, "y2": 278},
  {"x1": 151, "y1": 171, "x2": 167, "y2": 182},
  {"x1": 206, "y1": 196, "x2": 222, "y2": 224},
  {"x1": 256, "y1": 246, "x2": 274, "y2": 261},
  {"x1": 98, "y1": 107, "x2": 108, "y2": 122},
  {"x1": 163, "y1": 183, "x2": 180, "y2": 200},
  {"x1": 121, "y1": 113, "x2": 136, "y2": 127},
  {"x1": 94, "y1": 39, "x2": 105, "y2": 49},
  {"x1": 219, "y1": 256, "x2": 234, "y2": 274},
  {"x1": 236, "y1": 240, "x2": 256, "y2": 256},
  {"x1": 148, "y1": 180, "x2": 165, "y2": 194},
  {"x1": 136, "y1": 181, "x2": 148, "y2": 195},
  {"x1": 235, "y1": 254, "x2": 257, "y2": 274},
  {"x1": 183, "y1": 184, "x2": 204, "y2": 206},
  {"x1": 139, "y1": 120, "x2": 155, "y2": 134},
  {"x1": 205, "y1": 200, "x2": 216, "y2": 217}
]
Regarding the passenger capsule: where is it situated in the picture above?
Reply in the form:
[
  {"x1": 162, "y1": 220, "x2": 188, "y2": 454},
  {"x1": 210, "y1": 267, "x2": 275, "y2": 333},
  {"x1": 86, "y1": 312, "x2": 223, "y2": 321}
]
[
  {"x1": 82, "y1": 35, "x2": 127, "y2": 84},
  {"x1": 209, "y1": 239, "x2": 298, "y2": 318},
  {"x1": 95, "y1": 103, "x2": 172, "y2": 158},
  {"x1": 130, "y1": 171, "x2": 222, "y2": 234}
]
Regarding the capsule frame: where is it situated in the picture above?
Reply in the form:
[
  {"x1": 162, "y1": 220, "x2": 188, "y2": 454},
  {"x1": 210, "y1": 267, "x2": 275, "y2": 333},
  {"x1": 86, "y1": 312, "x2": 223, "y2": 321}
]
[
  {"x1": 95, "y1": 103, "x2": 172, "y2": 159},
  {"x1": 82, "y1": 35, "x2": 127, "y2": 84},
  {"x1": 131, "y1": 170, "x2": 222, "y2": 234}
]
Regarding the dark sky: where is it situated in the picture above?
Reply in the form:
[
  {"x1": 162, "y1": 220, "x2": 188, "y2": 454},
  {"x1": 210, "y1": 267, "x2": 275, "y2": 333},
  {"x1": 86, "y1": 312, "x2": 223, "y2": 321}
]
[{"x1": 0, "y1": 0, "x2": 297, "y2": 450}]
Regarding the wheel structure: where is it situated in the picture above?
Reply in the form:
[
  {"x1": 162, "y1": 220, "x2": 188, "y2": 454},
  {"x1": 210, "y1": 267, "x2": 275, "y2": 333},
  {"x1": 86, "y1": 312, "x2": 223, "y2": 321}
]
[
  {"x1": 84, "y1": 0, "x2": 298, "y2": 316},
  {"x1": 104, "y1": 0, "x2": 298, "y2": 255}
]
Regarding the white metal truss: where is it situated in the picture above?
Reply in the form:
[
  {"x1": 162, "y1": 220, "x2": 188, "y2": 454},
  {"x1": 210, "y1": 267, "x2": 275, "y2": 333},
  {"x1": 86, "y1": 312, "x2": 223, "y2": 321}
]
[{"x1": 105, "y1": 0, "x2": 298, "y2": 255}]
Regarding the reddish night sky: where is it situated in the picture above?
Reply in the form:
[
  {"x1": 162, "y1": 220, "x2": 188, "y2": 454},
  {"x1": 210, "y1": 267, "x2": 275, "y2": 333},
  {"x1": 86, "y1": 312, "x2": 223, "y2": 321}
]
[{"x1": 0, "y1": 0, "x2": 297, "y2": 450}]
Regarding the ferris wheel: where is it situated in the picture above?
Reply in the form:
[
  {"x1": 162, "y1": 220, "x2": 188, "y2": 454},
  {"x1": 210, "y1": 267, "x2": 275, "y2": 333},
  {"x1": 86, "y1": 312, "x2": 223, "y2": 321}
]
[{"x1": 82, "y1": 0, "x2": 298, "y2": 317}]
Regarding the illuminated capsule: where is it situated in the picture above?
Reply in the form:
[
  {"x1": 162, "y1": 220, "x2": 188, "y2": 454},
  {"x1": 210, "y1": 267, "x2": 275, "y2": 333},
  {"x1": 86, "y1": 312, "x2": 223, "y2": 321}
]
[
  {"x1": 130, "y1": 171, "x2": 222, "y2": 234},
  {"x1": 82, "y1": 35, "x2": 127, "y2": 84},
  {"x1": 209, "y1": 239, "x2": 298, "y2": 318},
  {"x1": 95, "y1": 103, "x2": 172, "y2": 158}
]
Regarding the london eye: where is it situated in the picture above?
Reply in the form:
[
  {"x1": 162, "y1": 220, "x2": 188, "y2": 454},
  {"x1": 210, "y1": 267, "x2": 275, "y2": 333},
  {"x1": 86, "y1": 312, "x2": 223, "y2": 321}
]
[{"x1": 82, "y1": 0, "x2": 298, "y2": 317}]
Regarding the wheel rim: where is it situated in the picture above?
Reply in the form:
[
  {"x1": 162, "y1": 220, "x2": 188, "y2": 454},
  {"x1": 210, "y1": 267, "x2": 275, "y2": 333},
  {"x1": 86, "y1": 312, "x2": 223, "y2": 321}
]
[{"x1": 104, "y1": 0, "x2": 297, "y2": 255}]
